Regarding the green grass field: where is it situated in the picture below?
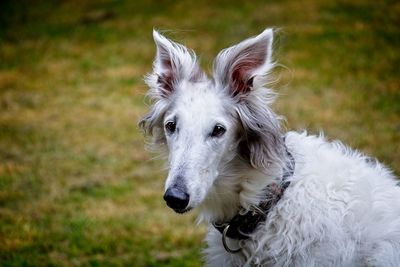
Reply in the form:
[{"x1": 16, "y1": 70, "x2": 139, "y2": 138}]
[{"x1": 0, "y1": 0, "x2": 399, "y2": 266}]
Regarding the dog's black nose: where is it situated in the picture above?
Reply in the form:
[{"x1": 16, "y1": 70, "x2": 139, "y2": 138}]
[{"x1": 163, "y1": 187, "x2": 189, "y2": 211}]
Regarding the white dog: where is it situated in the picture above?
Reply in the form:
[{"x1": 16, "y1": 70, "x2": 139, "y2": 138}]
[{"x1": 140, "y1": 28, "x2": 400, "y2": 266}]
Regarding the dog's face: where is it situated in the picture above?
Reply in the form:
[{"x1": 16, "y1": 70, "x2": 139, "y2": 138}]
[
  {"x1": 162, "y1": 80, "x2": 239, "y2": 213},
  {"x1": 140, "y1": 29, "x2": 281, "y2": 213}
]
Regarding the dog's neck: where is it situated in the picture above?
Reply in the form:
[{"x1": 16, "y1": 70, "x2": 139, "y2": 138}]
[{"x1": 198, "y1": 155, "x2": 284, "y2": 223}]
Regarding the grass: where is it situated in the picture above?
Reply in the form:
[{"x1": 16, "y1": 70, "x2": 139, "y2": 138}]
[{"x1": 0, "y1": 0, "x2": 399, "y2": 266}]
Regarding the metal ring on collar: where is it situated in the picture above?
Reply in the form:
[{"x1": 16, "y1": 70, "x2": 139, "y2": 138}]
[{"x1": 222, "y1": 225, "x2": 242, "y2": 253}]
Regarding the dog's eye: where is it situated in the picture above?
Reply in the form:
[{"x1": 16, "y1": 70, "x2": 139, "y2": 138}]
[
  {"x1": 211, "y1": 124, "x2": 226, "y2": 138},
  {"x1": 165, "y1": 121, "x2": 176, "y2": 134}
]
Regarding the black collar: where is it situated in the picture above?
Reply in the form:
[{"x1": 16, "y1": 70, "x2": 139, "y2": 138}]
[{"x1": 213, "y1": 144, "x2": 295, "y2": 241}]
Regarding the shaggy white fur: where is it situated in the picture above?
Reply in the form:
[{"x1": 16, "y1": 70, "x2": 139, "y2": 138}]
[
  {"x1": 140, "y1": 29, "x2": 400, "y2": 266},
  {"x1": 204, "y1": 132, "x2": 400, "y2": 266}
]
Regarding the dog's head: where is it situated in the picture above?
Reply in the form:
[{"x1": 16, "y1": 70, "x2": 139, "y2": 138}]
[{"x1": 140, "y1": 29, "x2": 284, "y2": 213}]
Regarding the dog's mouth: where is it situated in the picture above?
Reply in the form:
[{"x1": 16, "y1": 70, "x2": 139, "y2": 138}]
[{"x1": 172, "y1": 207, "x2": 193, "y2": 214}]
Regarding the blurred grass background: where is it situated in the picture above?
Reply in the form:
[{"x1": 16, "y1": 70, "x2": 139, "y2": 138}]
[{"x1": 0, "y1": 0, "x2": 399, "y2": 266}]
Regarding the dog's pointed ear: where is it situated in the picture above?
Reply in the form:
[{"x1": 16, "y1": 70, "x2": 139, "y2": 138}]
[
  {"x1": 149, "y1": 30, "x2": 204, "y2": 98},
  {"x1": 213, "y1": 29, "x2": 274, "y2": 97}
]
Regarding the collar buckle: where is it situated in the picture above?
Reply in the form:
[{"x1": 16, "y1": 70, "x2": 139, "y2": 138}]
[{"x1": 221, "y1": 224, "x2": 242, "y2": 253}]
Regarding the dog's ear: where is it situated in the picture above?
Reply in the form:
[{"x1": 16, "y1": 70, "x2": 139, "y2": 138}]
[
  {"x1": 237, "y1": 104, "x2": 284, "y2": 171},
  {"x1": 140, "y1": 31, "x2": 204, "y2": 142},
  {"x1": 214, "y1": 29, "x2": 284, "y2": 170},
  {"x1": 150, "y1": 30, "x2": 204, "y2": 98},
  {"x1": 213, "y1": 29, "x2": 274, "y2": 97}
]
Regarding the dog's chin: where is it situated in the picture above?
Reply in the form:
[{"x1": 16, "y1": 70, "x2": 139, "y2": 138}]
[{"x1": 172, "y1": 207, "x2": 193, "y2": 214}]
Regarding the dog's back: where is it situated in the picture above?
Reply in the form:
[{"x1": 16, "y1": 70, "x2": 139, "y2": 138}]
[{"x1": 284, "y1": 132, "x2": 400, "y2": 266}]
